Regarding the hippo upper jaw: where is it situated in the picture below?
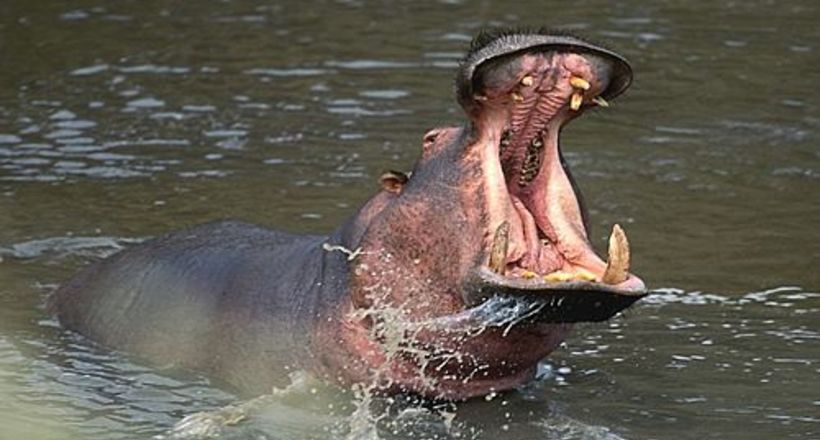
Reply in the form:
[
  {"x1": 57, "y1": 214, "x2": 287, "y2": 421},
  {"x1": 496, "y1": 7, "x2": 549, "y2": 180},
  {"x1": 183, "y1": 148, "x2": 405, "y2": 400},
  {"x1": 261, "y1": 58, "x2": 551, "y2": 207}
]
[{"x1": 456, "y1": 31, "x2": 647, "y2": 320}]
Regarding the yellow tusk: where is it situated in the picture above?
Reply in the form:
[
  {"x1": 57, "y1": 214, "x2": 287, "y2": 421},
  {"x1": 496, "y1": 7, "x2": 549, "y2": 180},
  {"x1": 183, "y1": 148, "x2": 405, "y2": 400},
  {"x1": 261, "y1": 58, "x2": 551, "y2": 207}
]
[
  {"x1": 602, "y1": 224, "x2": 631, "y2": 285},
  {"x1": 511, "y1": 92, "x2": 524, "y2": 103},
  {"x1": 592, "y1": 96, "x2": 610, "y2": 107},
  {"x1": 488, "y1": 221, "x2": 510, "y2": 275},
  {"x1": 570, "y1": 92, "x2": 583, "y2": 111},
  {"x1": 521, "y1": 76, "x2": 534, "y2": 87},
  {"x1": 570, "y1": 76, "x2": 590, "y2": 90}
]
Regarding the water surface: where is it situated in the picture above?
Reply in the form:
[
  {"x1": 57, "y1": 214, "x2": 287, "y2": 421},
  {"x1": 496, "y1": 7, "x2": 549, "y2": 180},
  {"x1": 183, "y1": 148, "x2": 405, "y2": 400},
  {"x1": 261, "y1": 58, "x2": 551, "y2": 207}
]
[{"x1": 1, "y1": 1, "x2": 818, "y2": 439}]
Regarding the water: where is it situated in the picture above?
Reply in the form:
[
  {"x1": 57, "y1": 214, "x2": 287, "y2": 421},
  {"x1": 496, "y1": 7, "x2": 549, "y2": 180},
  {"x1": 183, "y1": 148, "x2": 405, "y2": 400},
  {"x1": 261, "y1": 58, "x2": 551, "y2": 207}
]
[{"x1": 1, "y1": 1, "x2": 818, "y2": 439}]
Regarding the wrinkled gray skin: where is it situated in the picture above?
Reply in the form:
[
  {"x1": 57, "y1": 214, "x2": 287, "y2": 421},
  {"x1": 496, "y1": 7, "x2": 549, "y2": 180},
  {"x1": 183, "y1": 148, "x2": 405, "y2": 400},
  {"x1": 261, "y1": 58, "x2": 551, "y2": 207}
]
[{"x1": 50, "y1": 29, "x2": 645, "y2": 399}]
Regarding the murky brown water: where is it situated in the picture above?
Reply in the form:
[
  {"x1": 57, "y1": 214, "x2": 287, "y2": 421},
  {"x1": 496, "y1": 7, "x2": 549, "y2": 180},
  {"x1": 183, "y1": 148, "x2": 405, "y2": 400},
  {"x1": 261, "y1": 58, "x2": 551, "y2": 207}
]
[{"x1": 1, "y1": 1, "x2": 818, "y2": 439}]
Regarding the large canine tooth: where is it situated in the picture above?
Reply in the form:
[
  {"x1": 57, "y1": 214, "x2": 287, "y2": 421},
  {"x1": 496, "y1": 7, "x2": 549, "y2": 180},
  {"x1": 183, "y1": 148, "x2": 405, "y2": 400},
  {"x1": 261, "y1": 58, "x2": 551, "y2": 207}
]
[
  {"x1": 570, "y1": 92, "x2": 583, "y2": 111},
  {"x1": 489, "y1": 221, "x2": 510, "y2": 275},
  {"x1": 602, "y1": 224, "x2": 630, "y2": 285},
  {"x1": 511, "y1": 92, "x2": 524, "y2": 103},
  {"x1": 521, "y1": 75, "x2": 534, "y2": 87}
]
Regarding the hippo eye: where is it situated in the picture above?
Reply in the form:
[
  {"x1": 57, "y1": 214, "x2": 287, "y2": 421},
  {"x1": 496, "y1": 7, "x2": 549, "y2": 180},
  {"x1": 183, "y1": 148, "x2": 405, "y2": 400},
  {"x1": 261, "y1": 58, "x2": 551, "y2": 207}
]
[{"x1": 422, "y1": 130, "x2": 439, "y2": 146}]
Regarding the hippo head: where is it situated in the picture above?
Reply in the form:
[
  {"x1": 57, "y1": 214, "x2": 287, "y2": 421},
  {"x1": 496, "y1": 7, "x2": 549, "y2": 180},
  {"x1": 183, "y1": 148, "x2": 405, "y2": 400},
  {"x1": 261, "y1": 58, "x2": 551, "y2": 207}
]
[{"x1": 329, "y1": 29, "x2": 647, "y2": 399}]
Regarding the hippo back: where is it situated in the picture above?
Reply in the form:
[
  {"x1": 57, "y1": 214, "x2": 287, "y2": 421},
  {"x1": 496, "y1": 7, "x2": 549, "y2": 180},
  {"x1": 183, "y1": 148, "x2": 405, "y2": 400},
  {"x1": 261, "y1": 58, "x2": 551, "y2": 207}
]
[{"x1": 50, "y1": 220, "x2": 344, "y2": 392}]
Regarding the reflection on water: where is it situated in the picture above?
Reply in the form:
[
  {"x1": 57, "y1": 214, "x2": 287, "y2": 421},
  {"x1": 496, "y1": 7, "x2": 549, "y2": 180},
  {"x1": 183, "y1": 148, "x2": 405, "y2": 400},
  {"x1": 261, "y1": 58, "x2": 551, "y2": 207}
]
[{"x1": 1, "y1": 0, "x2": 818, "y2": 439}]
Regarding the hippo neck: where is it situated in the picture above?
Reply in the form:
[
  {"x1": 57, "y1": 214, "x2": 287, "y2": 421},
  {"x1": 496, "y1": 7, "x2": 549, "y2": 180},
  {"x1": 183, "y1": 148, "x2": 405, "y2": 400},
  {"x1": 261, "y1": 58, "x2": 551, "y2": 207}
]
[
  {"x1": 311, "y1": 223, "x2": 572, "y2": 400},
  {"x1": 310, "y1": 287, "x2": 572, "y2": 399}
]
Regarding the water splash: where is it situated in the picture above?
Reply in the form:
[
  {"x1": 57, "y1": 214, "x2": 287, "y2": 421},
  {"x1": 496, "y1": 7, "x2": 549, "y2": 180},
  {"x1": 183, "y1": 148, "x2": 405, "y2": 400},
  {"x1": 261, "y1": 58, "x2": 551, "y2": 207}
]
[
  {"x1": 326, "y1": 248, "x2": 558, "y2": 439},
  {"x1": 155, "y1": 371, "x2": 321, "y2": 439},
  {"x1": 0, "y1": 236, "x2": 144, "y2": 260},
  {"x1": 532, "y1": 414, "x2": 628, "y2": 440}
]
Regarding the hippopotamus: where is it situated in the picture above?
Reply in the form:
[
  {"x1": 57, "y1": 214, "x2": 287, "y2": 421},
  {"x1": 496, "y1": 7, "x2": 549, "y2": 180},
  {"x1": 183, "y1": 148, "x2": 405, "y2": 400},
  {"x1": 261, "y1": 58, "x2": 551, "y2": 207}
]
[{"x1": 50, "y1": 29, "x2": 647, "y2": 400}]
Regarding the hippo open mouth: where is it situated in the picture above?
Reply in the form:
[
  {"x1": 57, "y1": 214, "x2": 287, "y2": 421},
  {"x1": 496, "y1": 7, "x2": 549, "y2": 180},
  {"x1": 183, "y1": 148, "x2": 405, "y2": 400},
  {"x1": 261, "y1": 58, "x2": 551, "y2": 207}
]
[{"x1": 458, "y1": 32, "x2": 647, "y2": 320}]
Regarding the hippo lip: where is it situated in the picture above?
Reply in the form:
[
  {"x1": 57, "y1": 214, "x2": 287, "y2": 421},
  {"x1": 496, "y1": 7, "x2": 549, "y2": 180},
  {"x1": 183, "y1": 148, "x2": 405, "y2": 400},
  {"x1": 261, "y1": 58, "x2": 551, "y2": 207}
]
[
  {"x1": 464, "y1": 267, "x2": 647, "y2": 323},
  {"x1": 458, "y1": 34, "x2": 647, "y2": 319}
]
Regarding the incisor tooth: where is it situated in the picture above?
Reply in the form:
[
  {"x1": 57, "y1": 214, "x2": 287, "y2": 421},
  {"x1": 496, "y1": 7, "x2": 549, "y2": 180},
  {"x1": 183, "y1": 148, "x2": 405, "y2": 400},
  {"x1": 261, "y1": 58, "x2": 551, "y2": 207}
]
[
  {"x1": 570, "y1": 76, "x2": 590, "y2": 90},
  {"x1": 602, "y1": 224, "x2": 631, "y2": 285},
  {"x1": 489, "y1": 221, "x2": 509, "y2": 275},
  {"x1": 544, "y1": 271, "x2": 573, "y2": 282},
  {"x1": 575, "y1": 269, "x2": 598, "y2": 282},
  {"x1": 521, "y1": 76, "x2": 534, "y2": 86},
  {"x1": 570, "y1": 92, "x2": 583, "y2": 111},
  {"x1": 592, "y1": 96, "x2": 610, "y2": 107},
  {"x1": 511, "y1": 92, "x2": 524, "y2": 102},
  {"x1": 544, "y1": 270, "x2": 596, "y2": 282}
]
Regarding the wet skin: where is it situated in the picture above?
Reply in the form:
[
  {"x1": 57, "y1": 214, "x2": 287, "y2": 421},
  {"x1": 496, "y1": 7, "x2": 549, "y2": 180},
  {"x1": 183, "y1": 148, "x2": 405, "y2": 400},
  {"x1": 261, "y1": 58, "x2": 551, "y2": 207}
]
[{"x1": 50, "y1": 29, "x2": 648, "y2": 400}]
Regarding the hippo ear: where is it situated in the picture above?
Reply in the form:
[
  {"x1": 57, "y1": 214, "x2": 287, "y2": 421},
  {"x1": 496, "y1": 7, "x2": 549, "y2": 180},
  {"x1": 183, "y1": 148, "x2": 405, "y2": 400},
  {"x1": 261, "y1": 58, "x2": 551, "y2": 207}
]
[{"x1": 379, "y1": 170, "x2": 409, "y2": 194}]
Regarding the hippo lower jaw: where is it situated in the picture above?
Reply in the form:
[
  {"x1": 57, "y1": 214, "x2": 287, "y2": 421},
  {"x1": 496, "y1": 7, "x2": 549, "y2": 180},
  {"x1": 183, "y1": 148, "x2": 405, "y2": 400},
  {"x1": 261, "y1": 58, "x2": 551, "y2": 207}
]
[{"x1": 458, "y1": 36, "x2": 647, "y2": 319}]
